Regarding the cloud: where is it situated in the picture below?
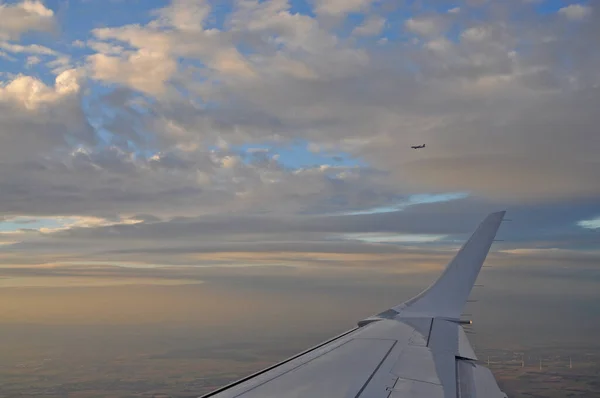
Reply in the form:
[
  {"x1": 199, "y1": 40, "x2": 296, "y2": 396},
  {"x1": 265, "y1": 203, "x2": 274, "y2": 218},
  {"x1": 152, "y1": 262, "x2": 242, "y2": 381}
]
[
  {"x1": 85, "y1": 2, "x2": 260, "y2": 93},
  {"x1": 209, "y1": 47, "x2": 256, "y2": 78},
  {"x1": 88, "y1": 50, "x2": 177, "y2": 95},
  {"x1": 0, "y1": 42, "x2": 56, "y2": 56},
  {"x1": 228, "y1": 0, "x2": 368, "y2": 78},
  {"x1": 405, "y1": 16, "x2": 444, "y2": 37},
  {"x1": 558, "y1": 4, "x2": 591, "y2": 21},
  {"x1": 425, "y1": 36, "x2": 453, "y2": 53},
  {"x1": 0, "y1": 41, "x2": 69, "y2": 74},
  {"x1": 461, "y1": 26, "x2": 492, "y2": 42},
  {"x1": 0, "y1": 275, "x2": 201, "y2": 288},
  {"x1": 312, "y1": 0, "x2": 376, "y2": 16},
  {"x1": 577, "y1": 217, "x2": 600, "y2": 230},
  {"x1": 0, "y1": 69, "x2": 94, "y2": 163},
  {"x1": 0, "y1": 69, "x2": 81, "y2": 109},
  {"x1": 0, "y1": 0, "x2": 56, "y2": 40},
  {"x1": 0, "y1": 147, "x2": 393, "y2": 219},
  {"x1": 154, "y1": 0, "x2": 211, "y2": 31},
  {"x1": 71, "y1": 39, "x2": 85, "y2": 48},
  {"x1": 2, "y1": 192, "x2": 598, "y2": 269},
  {"x1": 353, "y1": 15, "x2": 386, "y2": 36},
  {"x1": 25, "y1": 55, "x2": 41, "y2": 67}
]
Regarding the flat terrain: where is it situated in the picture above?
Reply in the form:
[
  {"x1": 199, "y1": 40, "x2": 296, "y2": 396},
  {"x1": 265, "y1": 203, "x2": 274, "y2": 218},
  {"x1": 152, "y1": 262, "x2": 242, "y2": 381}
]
[
  {"x1": 1, "y1": 268, "x2": 598, "y2": 397},
  {"x1": 481, "y1": 347, "x2": 600, "y2": 398},
  {"x1": 1, "y1": 328, "x2": 599, "y2": 398}
]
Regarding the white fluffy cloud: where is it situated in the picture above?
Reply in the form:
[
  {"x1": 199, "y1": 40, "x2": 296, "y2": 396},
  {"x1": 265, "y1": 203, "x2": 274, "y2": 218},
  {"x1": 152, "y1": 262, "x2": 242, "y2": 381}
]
[
  {"x1": 88, "y1": 50, "x2": 177, "y2": 95},
  {"x1": 0, "y1": 0, "x2": 56, "y2": 40},
  {"x1": 0, "y1": 69, "x2": 81, "y2": 109},
  {"x1": 558, "y1": 4, "x2": 591, "y2": 21},
  {"x1": 313, "y1": 0, "x2": 376, "y2": 16},
  {"x1": 85, "y1": 0, "x2": 370, "y2": 97}
]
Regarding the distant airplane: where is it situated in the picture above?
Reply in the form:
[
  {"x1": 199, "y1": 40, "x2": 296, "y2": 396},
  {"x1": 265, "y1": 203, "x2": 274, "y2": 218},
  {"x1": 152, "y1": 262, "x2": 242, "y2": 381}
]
[
  {"x1": 201, "y1": 212, "x2": 508, "y2": 398},
  {"x1": 411, "y1": 144, "x2": 426, "y2": 149}
]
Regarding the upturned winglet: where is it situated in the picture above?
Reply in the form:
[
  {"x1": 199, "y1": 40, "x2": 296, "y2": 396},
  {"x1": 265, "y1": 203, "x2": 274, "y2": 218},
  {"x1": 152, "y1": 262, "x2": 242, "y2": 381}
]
[{"x1": 393, "y1": 211, "x2": 506, "y2": 319}]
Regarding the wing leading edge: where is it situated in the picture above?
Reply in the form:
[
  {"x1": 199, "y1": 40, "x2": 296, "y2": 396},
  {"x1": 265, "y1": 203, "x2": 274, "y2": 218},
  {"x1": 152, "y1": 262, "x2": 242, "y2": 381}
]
[{"x1": 200, "y1": 211, "x2": 508, "y2": 398}]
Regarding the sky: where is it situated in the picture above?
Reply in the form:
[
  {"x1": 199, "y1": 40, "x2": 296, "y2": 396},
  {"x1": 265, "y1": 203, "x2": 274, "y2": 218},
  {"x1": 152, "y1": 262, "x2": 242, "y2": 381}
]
[
  {"x1": 1, "y1": 0, "x2": 600, "y2": 395},
  {"x1": 0, "y1": 0, "x2": 599, "y2": 272}
]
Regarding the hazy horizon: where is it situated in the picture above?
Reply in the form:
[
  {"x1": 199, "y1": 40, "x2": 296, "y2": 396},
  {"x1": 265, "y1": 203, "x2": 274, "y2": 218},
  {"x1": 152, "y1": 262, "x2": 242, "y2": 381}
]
[{"x1": 2, "y1": 258, "x2": 599, "y2": 396}]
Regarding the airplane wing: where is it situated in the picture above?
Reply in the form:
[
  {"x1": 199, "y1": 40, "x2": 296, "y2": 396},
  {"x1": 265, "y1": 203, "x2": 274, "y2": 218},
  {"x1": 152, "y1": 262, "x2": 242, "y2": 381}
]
[{"x1": 201, "y1": 211, "x2": 508, "y2": 398}]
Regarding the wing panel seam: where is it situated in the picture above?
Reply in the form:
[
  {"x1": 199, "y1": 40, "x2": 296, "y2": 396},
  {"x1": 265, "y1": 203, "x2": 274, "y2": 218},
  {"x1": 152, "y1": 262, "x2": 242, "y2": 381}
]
[
  {"x1": 425, "y1": 318, "x2": 434, "y2": 346},
  {"x1": 355, "y1": 340, "x2": 398, "y2": 398}
]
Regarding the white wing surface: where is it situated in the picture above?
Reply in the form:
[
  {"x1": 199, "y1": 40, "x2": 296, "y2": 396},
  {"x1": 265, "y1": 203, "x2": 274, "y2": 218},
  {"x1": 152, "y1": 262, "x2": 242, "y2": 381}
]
[{"x1": 201, "y1": 211, "x2": 508, "y2": 398}]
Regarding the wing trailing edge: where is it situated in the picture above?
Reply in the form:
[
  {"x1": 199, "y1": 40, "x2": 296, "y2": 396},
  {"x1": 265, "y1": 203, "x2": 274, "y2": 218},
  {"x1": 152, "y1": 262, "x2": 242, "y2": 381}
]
[{"x1": 392, "y1": 211, "x2": 505, "y2": 319}]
